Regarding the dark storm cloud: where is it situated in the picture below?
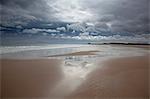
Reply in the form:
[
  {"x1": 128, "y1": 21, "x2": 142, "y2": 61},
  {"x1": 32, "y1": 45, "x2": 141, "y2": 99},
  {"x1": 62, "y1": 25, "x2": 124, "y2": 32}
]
[
  {"x1": 1, "y1": 0, "x2": 57, "y2": 26},
  {"x1": 83, "y1": 0, "x2": 149, "y2": 33},
  {"x1": 0, "y1": 0, "x2": 149, "y2": 33}
]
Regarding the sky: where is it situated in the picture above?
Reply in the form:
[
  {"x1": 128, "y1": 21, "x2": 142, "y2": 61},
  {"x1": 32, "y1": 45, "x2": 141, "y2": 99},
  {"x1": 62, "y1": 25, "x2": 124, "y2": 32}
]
[{"x1": 0, "y1": 0, "x2": 150, "y2": 41}]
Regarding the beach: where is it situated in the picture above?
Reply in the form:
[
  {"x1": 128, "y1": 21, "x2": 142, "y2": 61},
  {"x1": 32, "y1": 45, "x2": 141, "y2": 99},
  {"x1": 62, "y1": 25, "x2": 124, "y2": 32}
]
[
  {"x1": 68, "y1": 55, "x2": 149, "y2": 99},
  {"x1": 1, "y1": 44, "x2": 150, "y2": 99}
]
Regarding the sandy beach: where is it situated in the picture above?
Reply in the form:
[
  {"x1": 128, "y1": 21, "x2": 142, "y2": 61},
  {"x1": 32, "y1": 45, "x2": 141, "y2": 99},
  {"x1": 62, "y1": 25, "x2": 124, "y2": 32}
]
[
  {"x1": 1, "y1": 45, "x2": 150, "y2": 99},
  {"x1": 67, "y1": 55, "x2": 149, "y2": 99},
  {"x1": 1, "y1": 0, "x2": 150, "y2": 98},
  {"x1": 1, "y1": 59, "x2": 63, "y2": 98}
]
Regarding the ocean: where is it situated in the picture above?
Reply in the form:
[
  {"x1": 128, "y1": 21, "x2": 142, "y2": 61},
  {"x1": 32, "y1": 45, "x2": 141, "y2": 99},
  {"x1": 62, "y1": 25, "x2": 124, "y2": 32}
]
[
  {"x1": 0, "y1": 34, "x2": 149, "y2": 59},
  {"x1": 0, "y1": 34, "x2": 92, "y2": 46}
]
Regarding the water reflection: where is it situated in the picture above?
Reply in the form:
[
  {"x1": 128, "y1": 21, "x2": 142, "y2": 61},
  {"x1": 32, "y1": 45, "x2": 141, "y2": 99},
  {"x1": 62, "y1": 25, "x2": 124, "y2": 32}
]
[
  {"x1": 50, "y1": 55, "x2": 98, "y2": 98},
  {"x1": 49, "y1": 45, "x2": 149, "y2": 97}
]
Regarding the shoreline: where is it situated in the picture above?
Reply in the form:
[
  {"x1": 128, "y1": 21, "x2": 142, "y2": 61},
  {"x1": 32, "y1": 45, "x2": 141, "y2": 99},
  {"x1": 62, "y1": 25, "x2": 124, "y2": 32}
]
[
  {"x1": 1, "y1": 44, "x2": 149, "y2": 98},
  {"x1": 1, "y1": 44, "x2": 149, "y2": 60},
  {"x1": 88, "y1": 42, "x2": 150, "y2": 45}
]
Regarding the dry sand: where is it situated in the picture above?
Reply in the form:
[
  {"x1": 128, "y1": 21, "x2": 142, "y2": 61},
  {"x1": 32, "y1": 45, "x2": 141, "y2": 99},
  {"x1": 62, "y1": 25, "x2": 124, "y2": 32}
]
[{"x1": 1, "y1": 51, "x2": 149, "y2": 99}]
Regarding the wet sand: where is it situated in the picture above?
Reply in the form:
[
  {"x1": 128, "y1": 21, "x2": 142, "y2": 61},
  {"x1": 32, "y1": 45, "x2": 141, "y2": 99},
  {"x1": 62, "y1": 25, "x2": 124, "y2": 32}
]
[
  {"x1": 111, "y1": 44, "x2": 150, "y2": 50},
  {"x1": 1, "y1": 47, "x2": 149, "y2": 99},
  {"x1": 68, "y1": 55, "x2": 149, "y2": 99},
  {"x1": 1, "y1": 59, "x2": 63, "y2": 98},
  {"x1": 48, "y1": 50, "x2": 99, "y2": 57}
]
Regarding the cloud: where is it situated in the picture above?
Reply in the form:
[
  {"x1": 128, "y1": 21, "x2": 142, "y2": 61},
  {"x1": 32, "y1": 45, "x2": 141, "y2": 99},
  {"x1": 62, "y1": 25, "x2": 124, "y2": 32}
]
[
  {"x1": 22, "y1": 28, "x2": 59, "y2": 34},
  {"x1": 1, "y1": 0, "x2": 57, "y2": 26},
  {"x1": 56, "y1": 27, "x2": 66, "y2": 32},
  {"x1": 23, "y1": 28, "x2": 40, "y2": 34},
  {"x1": 16, "y1": 25, "x2": 23, "y2": 29},
  {"x1": 66, "y1": 22, "x2": 110, "y2": 33},
  {"x1": 1, "y1": 0, "x2": 149, "y2": 34},
  {"x1": 67, "y1": 23, "x2": 86, "y2": 32},
  {"x1": 49, "y1": 0, "x2": 93, "y2": 22},
  {"x1": 64, "y1": 34, "x2": 150, "y2": 44},
  {"x1": 95, "y1": 22, "x2": 110, "y2": 31},
  {"x1": 85, "y1": 26, "x2": 97, "y2": 33},
  {"x1": 82, "y1": 0, "x2": 149, "y2": 33}
]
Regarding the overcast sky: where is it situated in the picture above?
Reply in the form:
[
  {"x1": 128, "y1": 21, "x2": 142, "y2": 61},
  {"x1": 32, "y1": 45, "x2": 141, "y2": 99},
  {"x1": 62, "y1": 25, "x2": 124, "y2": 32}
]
[{"x1": 1, "y1": 0, "x2": 149, "y2": 33}]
